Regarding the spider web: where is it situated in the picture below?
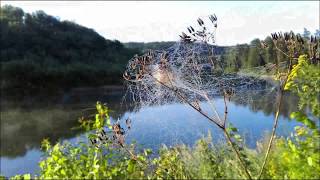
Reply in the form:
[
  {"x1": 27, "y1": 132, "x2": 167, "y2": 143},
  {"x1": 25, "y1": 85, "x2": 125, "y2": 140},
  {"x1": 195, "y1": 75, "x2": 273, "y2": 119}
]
[{"x1": 122, "y1": 14, "x2": 275, "y2": 126}]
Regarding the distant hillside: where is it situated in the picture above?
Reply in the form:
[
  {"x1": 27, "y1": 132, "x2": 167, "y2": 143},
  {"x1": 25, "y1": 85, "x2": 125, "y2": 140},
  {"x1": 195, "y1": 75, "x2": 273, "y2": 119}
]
[
  {"x1": 124, "y1": 41, "x2": 228, "y2": 55},
  {"x1": 124, "y1": 41, "x2": 176, "y2": 52},
  {"x1": 0, "y1": 5, "x2": 139, "y2": 94}
]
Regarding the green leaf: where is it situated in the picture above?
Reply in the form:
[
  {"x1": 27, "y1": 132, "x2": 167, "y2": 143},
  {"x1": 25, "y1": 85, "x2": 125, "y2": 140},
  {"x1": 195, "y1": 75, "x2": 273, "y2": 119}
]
[
  {"x1": 60, "y1": 169, "x2": 66, "y2": 176},
  {"x1": 106, "y1": 117, "x2": 112, "y2": 130},
  {"x1": 127, "y1": 159, "x2": 135, "y2": 173},
  {"x1": 307, "y1": 157, "x2": 313, "y2": 166},
  {"x1": 23, "y1": 174, "x2": 31, "y2": 180},
  {"x1": 234, "y1": 134, "x2": 242, "y2": 141}
]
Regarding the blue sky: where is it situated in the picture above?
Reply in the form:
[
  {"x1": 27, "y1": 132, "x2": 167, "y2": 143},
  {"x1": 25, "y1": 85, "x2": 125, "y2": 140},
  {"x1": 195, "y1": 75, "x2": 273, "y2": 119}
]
[{"x1": 2, "y1": 1, "x2": 319, "y2": 45}]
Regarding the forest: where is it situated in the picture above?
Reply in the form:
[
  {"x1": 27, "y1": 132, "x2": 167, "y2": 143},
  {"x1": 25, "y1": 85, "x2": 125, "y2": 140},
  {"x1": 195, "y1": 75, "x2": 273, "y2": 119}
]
[{"x1": 1, "y1": 5, "x2": 139, "y2": 95}]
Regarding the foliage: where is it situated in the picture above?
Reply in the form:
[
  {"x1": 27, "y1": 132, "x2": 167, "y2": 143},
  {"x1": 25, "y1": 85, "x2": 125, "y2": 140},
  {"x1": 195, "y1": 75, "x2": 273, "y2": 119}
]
[
  {"x1": 152, "y1": 134, "x2": 226, "y2": 179},
  {"x1": 10, "y1": 132, "x2": 251, "y2": 179},
  {"x1": 265, "y1": 126, "x2": 320, "y2": 179},
  {"x1": 10, "y1": 102, "x2": 151, "y2": 179},
  {"x1": 34, "y1": 141, "x2": 150, "y2": 179},
  {"x1": 263, "y1": 55, "x2": 320, "y2": 179},
  {"x1": 285, "y1": 55, "x2": 320, "y2": 117},
  {"x1": 219, "y1": 29, "x2": 319, "y2": 73}
]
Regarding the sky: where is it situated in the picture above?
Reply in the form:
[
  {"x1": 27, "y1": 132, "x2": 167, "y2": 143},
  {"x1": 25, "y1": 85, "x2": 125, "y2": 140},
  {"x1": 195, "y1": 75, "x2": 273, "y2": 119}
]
[{"x1": 2, "y1": 1, "x2": 319, "y2": 46}]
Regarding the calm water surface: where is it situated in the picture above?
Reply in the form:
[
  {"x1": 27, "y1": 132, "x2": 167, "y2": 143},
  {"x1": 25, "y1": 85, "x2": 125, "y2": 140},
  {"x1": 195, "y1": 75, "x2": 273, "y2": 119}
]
[{"x1": 1, "y1": 87, "x2": 300, "y2": 177}]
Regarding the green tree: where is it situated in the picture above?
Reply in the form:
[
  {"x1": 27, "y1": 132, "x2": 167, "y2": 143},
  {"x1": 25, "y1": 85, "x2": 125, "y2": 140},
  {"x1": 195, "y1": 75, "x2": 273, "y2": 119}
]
[
  {"x1": 303, "y1": 28, "x2": 311, "y2": 39},
  {"x1": 264, "y1": 36, "x2": 277, "y2": 64},
  {"x1": 315, "y1": 29, "x2": 320, "y2": 37},
  {"x1": 248, "y1": 38, "x2": 265, "y2": 67},
  {"x1": 0, "y1": 5, "x2": 24, "y2": 25}
]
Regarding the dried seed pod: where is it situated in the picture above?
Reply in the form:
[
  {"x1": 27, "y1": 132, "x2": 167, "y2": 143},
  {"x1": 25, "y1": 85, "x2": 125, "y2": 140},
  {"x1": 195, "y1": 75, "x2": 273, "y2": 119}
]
[
  {"x1": 190, "y1": 26, "x2": 195, "y2": 32},
  {"x1": 180, "y1": 32, "x2": 192, "y2": 42},
  {"x1": 187, "y1": 27, "x2": 192, "y2": 33},
  {"x1": 101, "y1": 129, "x2": 106, "y2": 136},
  {"x1": 271, "y1": 33, "x2": 278, "y2": 40},
  {"x1": 125, "y1": 118, "x2": 131, "y2": 130},
  {"x1": 112, "y1": 123, "x2": 120, "y2": 133},
  {"x1": 209, "y1": 14, "x2": 217, "y2": 23},
  {"x1": 182, "y1": 32, "x2": 187, "y2": 37},
  {"x1": 290, "y1": 31, "x2": 295, "y2": 40},
  {"x1": 284, "y1": 32, "x2": 290, "y2": 41},
  {"x1": 90, "y1": 138, "x2": 98, "y2": 147},
  {"x1": 197, "y1": 18, "x2": 204, "y2": 26},
  {"x1": 224, "y1": 88, "x2": 235, "y2": 101},
  {"x1": 123, "y1": 71, "x2": 131, "y2": 81},
  {"x1": 296, "y1": 34, "x2": 304, "y2": 44},
  {"x1": 212, "y1": 14, "x2": 217, "y2": 21}
]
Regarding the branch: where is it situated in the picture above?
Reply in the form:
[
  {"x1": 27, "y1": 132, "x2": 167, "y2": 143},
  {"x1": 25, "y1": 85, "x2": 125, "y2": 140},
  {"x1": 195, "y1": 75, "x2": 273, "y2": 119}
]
[
  {"x1": 223, "y1": 93, "x2": 228, "y2": 127},
  {"x1": 257, "y1": 50, "x2": 293, "y2": 179},
  {"x1": 257, "y1": 89, "x2": 283, "y2": 179},
  {"x1": 224, "y1": 129, "x2": 252, "y2": 179}
]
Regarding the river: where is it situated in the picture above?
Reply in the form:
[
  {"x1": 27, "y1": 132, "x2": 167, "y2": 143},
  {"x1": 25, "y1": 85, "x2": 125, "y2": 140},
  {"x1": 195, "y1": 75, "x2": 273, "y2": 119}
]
[{"x1": 1, "y1": 85, "x2": 301, "y2": 177}]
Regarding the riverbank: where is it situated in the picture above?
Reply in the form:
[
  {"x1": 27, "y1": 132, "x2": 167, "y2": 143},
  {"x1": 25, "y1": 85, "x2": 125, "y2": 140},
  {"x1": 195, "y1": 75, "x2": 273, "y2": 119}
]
[{"x1": 237, "y1": 71, "x2": 278, "y2": 87}]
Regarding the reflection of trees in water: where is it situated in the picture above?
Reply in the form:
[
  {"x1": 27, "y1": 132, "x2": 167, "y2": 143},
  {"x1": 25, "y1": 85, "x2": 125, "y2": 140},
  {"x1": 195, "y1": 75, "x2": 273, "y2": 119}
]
[
  {"x1": 0, "y1": 108, "x2": 83, "y2": 157},
  {"x1": 1, "y1": 87, "x2": 132, "y2": 158},
  {"x1": 231, "y1": 89, "x2": 299, "y2": 118}
]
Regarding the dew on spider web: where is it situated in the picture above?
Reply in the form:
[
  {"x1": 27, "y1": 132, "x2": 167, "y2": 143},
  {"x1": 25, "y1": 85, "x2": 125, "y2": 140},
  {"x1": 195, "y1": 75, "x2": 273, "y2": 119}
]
[{"x1": 122, "y1": 14, "x2": 275, "y2": 127}]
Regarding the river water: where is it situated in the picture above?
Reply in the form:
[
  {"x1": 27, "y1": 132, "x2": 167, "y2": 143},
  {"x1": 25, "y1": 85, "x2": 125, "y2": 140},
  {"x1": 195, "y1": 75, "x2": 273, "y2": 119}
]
[{"x1": 0, "y1": 86, "x2": 301, "y2": 177}]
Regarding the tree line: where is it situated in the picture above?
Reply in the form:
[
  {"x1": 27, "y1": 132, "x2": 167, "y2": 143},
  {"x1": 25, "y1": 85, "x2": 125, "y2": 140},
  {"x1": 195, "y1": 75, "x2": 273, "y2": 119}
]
[{"x1": 215, "y1": 28, "x2": 319, "y2": 72}]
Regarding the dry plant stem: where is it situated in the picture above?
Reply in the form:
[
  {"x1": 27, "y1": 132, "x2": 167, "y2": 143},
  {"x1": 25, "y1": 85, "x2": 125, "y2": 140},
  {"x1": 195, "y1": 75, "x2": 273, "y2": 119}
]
[
  {"x1": 223, "y1": 94, "x2": 228, "y2": 127},
  {"x1": 150, "y1": 75, "x2": 252, "y2": 180},
  {"x1": 121, "y1": 144, "x2": 137, "y2": 160},
  {"x1": 222, "y1": 93, "x2": 252, "y2": 179},
  {"x1": 120, "y1": 144, "x2": 146, "y2": 166},
  {"x1": 258, "y1": 47, "x2": 292, "y2": 178},
  {"x1": 275, "y1": 46, "x2": 290, "y2": 58},
  {"x1": 257, "y1": 87, "x2": 284, "y2": 179},
  {"x1": 223, "y1": 129, "x2": 252, "y2": 179}
]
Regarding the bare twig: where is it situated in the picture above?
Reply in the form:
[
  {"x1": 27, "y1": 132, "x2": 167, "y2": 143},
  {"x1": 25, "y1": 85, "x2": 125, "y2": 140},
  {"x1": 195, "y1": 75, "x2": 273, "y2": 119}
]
[
  {"x1": 257, "y1": 88, "x2": 284, "y2": 179},
  {"x1": 223, "y1": 93, "x2": 228, "y2": 127}
]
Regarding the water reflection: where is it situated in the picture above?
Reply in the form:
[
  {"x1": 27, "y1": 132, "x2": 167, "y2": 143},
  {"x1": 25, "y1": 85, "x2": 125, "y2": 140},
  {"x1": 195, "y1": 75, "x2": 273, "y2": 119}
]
[
  {"x1": 1, "y1": 87, "x2": 300, "y2": 177},
  {"x1": 232, "y1": 89, "x2": 299, "y2": 118},
  {"x1": 1, "y1": 87, "x2": 129, "y2": 158}
]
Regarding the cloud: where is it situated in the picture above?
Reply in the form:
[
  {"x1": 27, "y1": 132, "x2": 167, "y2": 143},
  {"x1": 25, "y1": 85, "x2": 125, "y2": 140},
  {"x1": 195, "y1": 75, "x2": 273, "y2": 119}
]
[{"x1": 2, "y1": 1, "x2": 319, "y2": 45}]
